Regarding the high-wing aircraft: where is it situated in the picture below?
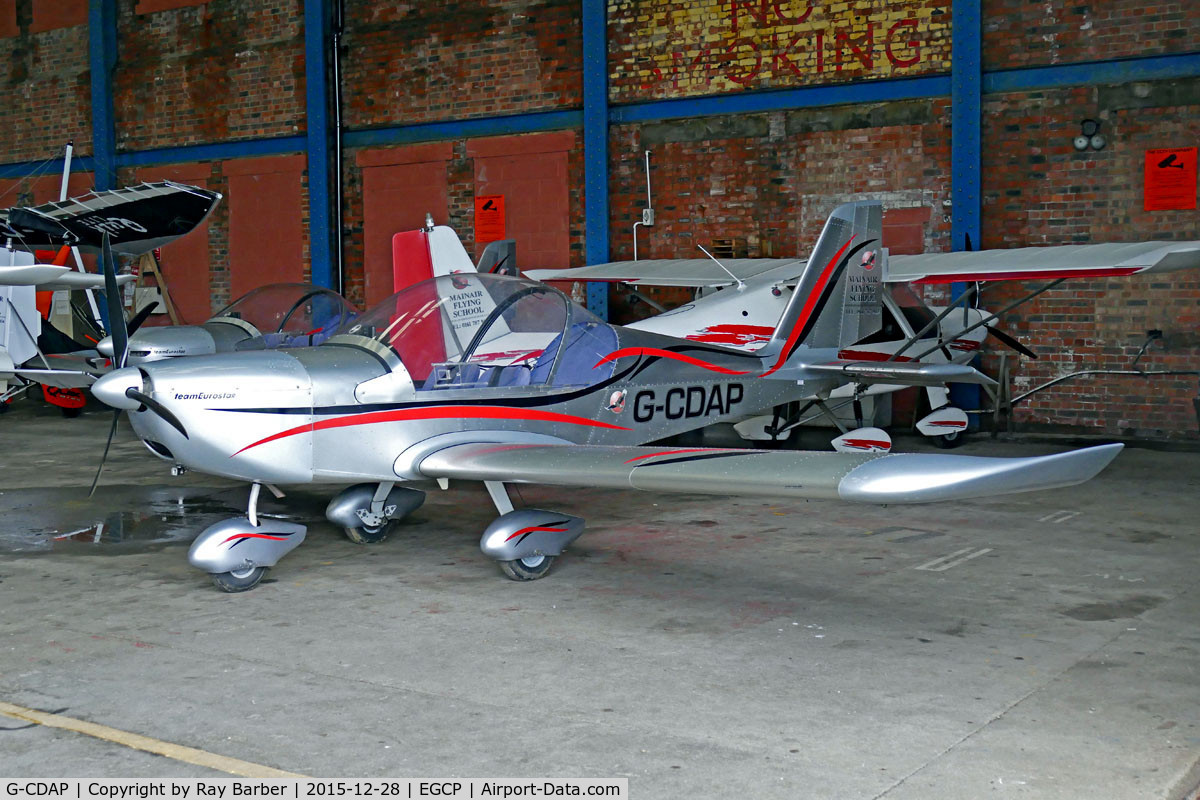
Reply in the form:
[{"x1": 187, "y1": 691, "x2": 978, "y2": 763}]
[
  {"x1": 0, "y1": 182, "x2": 222, "y2": 406},
  {"x1": 528, "y1": 237, "x2": 1200, "y2": 451},
  {"x1": 89, "y1": 200, "x2": 1123, "y2": 592}
]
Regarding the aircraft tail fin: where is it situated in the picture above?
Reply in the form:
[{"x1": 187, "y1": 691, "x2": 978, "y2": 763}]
[{"x1": 759, "y1": 201, "x2": 884, "y2": 376}]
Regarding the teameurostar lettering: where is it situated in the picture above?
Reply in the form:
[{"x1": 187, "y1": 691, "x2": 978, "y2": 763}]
[
  {"x1": 632, "y1": 383, "x2": 744, "y2": 423},
  {"x1": 173, "y1": 391, "x2": 236, "y2": 400}
]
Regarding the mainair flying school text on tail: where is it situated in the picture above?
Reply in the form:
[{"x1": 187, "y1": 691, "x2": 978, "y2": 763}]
[{"x1": 91, "y1": 201, "x2": 1127, "y2": 592}]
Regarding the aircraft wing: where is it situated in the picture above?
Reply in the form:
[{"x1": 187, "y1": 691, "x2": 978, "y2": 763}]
[
  {"x1": 417, "y1": 442, "x2": 1122, "y2": 505},
  {"x1": 888, "y1": 241, "x2": 1200, "y2": 284},
  {"x1": 0, "y1": 264, "x2": 135, "y2": 290},
  {"x1": 794, "y1": 360, "x2": 998, "y2": 387},
  {"x1": 0, "y1": 181, "x2": 222, "y2": 255},
  {"x1": 525, "y1": 258, "x2": 806, "y2": 288}
]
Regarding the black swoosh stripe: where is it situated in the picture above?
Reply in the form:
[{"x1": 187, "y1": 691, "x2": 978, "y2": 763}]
[{"x1": 632, "y1": 451, "x2": 766, "y2": 469}]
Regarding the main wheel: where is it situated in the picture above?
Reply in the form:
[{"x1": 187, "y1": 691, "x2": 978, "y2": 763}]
[
  {"x1": 931, "y1": 428, "x2": 967, "y2": 449},
  {"x1": 498, "y1": 554, "x2": 556, "y2": 581},
  {"x1": 343, "y1": 517, "x2": 398, "y2": 544},
  {"x1": 60, "y1": 407, "x2": 82, "y2": 418},
  {"x1": 211, "y1": 566, "x2": 267, "y2": 593}
]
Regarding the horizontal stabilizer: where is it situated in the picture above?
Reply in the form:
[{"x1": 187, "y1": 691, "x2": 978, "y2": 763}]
[
  {"x1": 0, "y1": 264, "x2": 135, "y2": 291},
  {"x1": 417, "y1": 442, "x2": 1122, "y2": 505},
  {"x1": 12, "y1": 367, "x2": 100, "y2": 389},
  {"x1": 794, "y1": 360, "x2": 997, "y2": 387}
]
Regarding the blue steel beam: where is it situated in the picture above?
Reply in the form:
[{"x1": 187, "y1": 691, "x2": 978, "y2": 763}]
[
  {"x1": 116, "y1": 136, "x2": 307, "y2": 169},
  {"x1": 344, "y1": 110, "x2": 582, "y2": 149},
  {"x1": 304, "y1": 0, "x2": 333, "y2": 290},
  {"x1": 986, "y1": 52, "x2": 1200, "y2": 94},
  {"x1": 582, "y1": 0, "x2": 609, "y2": 319},
  {"x1": 88, "y1": 0, "x2": 117, "y2": 191},
  {"x1": 611, "y1": 74, "x2": 952, "y2": 125}
]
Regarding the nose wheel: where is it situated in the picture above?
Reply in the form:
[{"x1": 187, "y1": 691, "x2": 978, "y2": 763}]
[
  {"x1": 342, "y1": 518, "x2": 398, "y2": 544},
  {"x1": 498, "y1": 554, "x2": 556, "y2": 581}
]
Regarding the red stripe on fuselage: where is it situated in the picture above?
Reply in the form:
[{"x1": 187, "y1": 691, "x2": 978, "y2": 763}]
[
  {"x1": 232, "y1": 406, "x2": 632, "y2": 456},
  {"x1": 593, "y1": 347, "x2": 750, "y2": 375},
  {"x1": 836, "y1": 349, "x2": 915, "y2": 362},
  {"x1": 762, "y1": 236, "x2": 856, "y2": 377}
]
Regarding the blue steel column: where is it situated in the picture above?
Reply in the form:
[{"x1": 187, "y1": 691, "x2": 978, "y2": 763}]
[
  {"x1": 304, "y1": 0, "x2": 334, "y2": 289},
  {"x1": 582, "y1": 0, "x2": 609, "y2": 319},
  {"x1": 88, "y1": 0, "x2": 117, "y2": 191},
  {"x1": 951, "y1": 0, "x2": 981, "y2": 253},
  {"x1": 950, "y1": 0, "x2": 982, "y2": 416}
]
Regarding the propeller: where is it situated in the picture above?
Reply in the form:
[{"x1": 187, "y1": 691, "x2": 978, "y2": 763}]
[
  {"x1": 985, "y1": 324, "x2": 1039, "y2": 360},
  {"x1": 90, "y1": 234, "x2": 132, "y2": 497}
]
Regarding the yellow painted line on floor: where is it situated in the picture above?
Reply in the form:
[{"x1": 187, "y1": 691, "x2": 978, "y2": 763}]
[{"x1": 0, "y1": 700, "x2": 307, "y2": 778}]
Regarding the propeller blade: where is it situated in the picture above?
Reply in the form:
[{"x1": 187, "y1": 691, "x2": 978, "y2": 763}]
[
  {"x1": 125, "y1": 387, "x2": 189, "y2": 439},
  {"x1": 986, "y1": 325, "x2": 1039, "y2": 360},
  {"x1": 100, "y1": 234, "x2": 129, "y2": 368},
  {"x1": 125, "y1": 303, "x2": 156, "y2": 337},
  {"x1": 88, "y1": 409, "x2": 122, "y2": 497}
]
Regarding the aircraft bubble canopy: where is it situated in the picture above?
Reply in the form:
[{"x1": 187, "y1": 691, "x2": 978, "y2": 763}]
[
  {"x1": 210, "y1": 282, "x2": 356, "y2": 341},
  {"x1": 328, "y1": 273, "x2": 611, "y2": 390}
]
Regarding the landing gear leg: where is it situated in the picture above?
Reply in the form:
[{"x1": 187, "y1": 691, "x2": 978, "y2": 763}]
[{"x1": 325, "y1": 482, "x2": 426, "y2": 544}]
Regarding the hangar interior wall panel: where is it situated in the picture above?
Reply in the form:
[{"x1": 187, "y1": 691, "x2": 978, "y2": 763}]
[
  {"x1": 0, "y1": 0, "x2": 15, "y2": 38},
  {"x1": 30, "y1": 0, "x2": 86, "y2": 33},
  {"x1": 135, "y1": 163, "x2": 216, "y2": 326},
  {"x1": 467, "y1": 133, "x2": 574, "y2": 271},
  {"x1": 224, "y1": 155, "x2": 306, "y2": 300},
  {"x1": 359, "y1": 143, "x2": 454, "y2": 307}
]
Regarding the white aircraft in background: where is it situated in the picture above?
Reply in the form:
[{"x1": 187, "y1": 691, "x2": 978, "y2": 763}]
[{"x1": 527, "y1": 237, "x2": 1200, "y2": 452}]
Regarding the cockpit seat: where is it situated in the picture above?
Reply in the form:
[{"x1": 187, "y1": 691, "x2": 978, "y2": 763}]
[{"x1": 529, "y1": 322, "x2": 618, "y2": 387}]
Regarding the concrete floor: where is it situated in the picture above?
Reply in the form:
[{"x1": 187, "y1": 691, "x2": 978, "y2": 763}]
[{"x1": 1, "y1": 397, "x2": 1199, "y2": 798}]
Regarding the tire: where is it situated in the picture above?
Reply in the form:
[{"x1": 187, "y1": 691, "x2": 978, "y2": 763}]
[
  {"x1": 211, "y1": 566, "x2": 267, "y2": 593},
  {"x1": 498, "y1": 554, "x2": 556, "y2": 581},
  {"x1": 60, "y1": 407, "x2": 82, "y2": 418},
  {"x1": 931, "y1": 428, "x2": 967, "y2": 449},
  {"x1": 343, "y1": 517, "x2": 397, "y2": 544}
]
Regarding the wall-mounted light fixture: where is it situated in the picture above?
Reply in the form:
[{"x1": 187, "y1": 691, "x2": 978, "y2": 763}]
[{"x1": 1073, "y1": 119, "x2": 1106, "y2": 151}]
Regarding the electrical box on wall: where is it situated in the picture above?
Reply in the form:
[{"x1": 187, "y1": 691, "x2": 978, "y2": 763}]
[{"x1": 642, "y1": 208, "x2": 655, "y2": 226}]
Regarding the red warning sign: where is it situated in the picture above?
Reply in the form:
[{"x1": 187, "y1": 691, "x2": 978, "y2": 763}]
[
  {"x1": 1144, "y1": 147, "x2": 1197, "y2": 211},
  {"x1": 475, "y1": 195, "x2": 506, "y2": 243}
]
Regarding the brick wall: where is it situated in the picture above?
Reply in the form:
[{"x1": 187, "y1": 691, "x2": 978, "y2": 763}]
[
  {"x1": 983, "y1": 0, "x2": 1200, "y2": 70},
  {"x1": 0, "y1": 9, "x2": 91, "y2": 163},
  {"x1": 980, "y1": 78, "x2": 1200, "y2": 438},
  {"x1": 114, "y1": 0, "x2": 305, "y2": 150},
  {"x1": 341, "y1": 0, "x2": 582, "y2": 128}
]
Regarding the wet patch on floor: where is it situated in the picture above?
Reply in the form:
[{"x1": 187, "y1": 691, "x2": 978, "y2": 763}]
[
  {"x1": 0, "y1": 485, "x2": 329, "y2": 553},
  {"x1": 1061, "y1": 594, "x2": 1166, "y2": 621}
]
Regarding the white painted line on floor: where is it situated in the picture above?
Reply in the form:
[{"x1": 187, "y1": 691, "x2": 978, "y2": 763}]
[
  {"x1": 0, "y1": 700, "x2": 306, "y2": 778},
  {"x1": 1038, "y1": 510, "x2": 1081, "y2": 524},
  {"x1": 914, "y1": 548, "x2": 993, "y2": 572}
]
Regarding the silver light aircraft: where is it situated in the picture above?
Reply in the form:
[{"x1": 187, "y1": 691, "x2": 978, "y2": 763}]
[{"x1": 90, "y1": 201, "x2": 1123, "y2": 591}]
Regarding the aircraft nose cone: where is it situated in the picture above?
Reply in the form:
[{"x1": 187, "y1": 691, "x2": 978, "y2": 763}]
[
  {"x1": 96, "y1": 336, "x2": 114, "y2": 357},
  {"x1": 92, "y1": 367, "x2": 143, "y2": 410}
]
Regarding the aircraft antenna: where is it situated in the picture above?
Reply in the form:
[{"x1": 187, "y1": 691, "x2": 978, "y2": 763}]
[{"x1": 697, "y1": 244, "x2": 746, "y2": 291}]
